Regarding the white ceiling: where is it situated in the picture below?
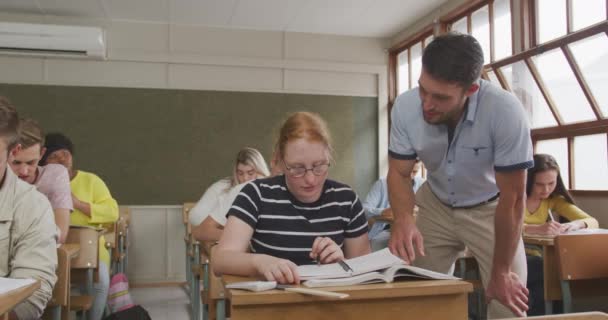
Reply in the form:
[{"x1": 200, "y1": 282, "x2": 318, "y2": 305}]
[{"x1": 0, "y1": 0, "x2": 448, "y2": 38}]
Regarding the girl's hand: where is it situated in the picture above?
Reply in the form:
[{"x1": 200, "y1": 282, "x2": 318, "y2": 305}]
[
  {"x1": 561, "y1": 221, "x2": 585, "y2": 232},
  {"x1": 310, "y1": 237, "x2": 344, "y2": 264},
  {"x1": 536, "y1": 221, "x2": 563, "y2": 235},
  {"x1": 254, "y1": 255, "x2": 300, "y2": 284}
]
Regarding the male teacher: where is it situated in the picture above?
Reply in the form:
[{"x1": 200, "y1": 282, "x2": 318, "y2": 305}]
[{"x1": 387, "y1": 32, "x2": 532, "y2": 318}]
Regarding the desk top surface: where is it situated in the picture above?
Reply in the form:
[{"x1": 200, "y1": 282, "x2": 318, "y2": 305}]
[
  {"x1": 505, "y1": 311, "x2": 608, "y2": 319},
  {"x1": 0, "y1": 280, "x2": 40, "y2": 316},
  {"x1": 523, "y1": 234, "x2": 555, "y2": 246},
  {"x1": 59, "y1": 243, "x2": 81, "y2": 258},
  {"x1": 223, "y1": 275, "x2": 472, "y2": 305}
]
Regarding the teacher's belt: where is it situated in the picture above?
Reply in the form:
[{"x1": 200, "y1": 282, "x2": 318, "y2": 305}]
[{"x1": 449, "y1": 194, "x2": 499, "y2": 209}]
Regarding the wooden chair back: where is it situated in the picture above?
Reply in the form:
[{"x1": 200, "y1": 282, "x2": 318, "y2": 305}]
[
  {"x1": 51, "y1": 246, "x2": 70, "y2": 306},
  {"x1": 118, "y1": 206, "x2": 131, "y2": 226},
  {"x1": 66, "y1": 226, "x2": 100, "y2": 269},
  {"x1": 183, "y1": 202, "x2": 196, "y2": 236}
]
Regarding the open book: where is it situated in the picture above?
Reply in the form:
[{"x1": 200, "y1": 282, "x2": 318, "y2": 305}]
[
  {"x1": 0, "y1": 277, "x2": 36, "y2": 295},
  {"x1": 297, "y1": 248, "x2": 458, "y2": 287},
  {"x1": 524, "y1": 228, "x2": 608, "y2": 239}
]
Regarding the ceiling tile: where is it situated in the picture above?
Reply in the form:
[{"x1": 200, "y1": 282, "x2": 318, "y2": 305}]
[
  {"x1": 38, "y1": 0, "x2": 106, "y2": 18},
  {"x1": 169, "y1": 0, "x2": 237, "y2": 26},
  {"x1": 101, "y1": 0, "x2": 168, "y2": 22},
  {"x1": 286, "y1": 0, "x2": 376, "y2": 36},
  {"x1": 230, "y1": 0, "x2": 309, "y2": 31},
  {"x1": 347, "y1": 0, "x2": 448, "y2": 37},
  {"x1": 0, "y1": 0, "x2": 41, "y2": 15}
]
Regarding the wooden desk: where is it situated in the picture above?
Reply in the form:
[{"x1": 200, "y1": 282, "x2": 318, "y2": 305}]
[
  {"x1": 224, "y1": 276, "x2": 472, "y2": 320},
  {"x1": 505, "y1": 311, "x2": 608, "y2": 319},
  {"x1": 0, "y1": 279, "x2": 40, "y2": 319},
  {"x1": 524, "y1": 234, "x2": 561, "y2": 312}
]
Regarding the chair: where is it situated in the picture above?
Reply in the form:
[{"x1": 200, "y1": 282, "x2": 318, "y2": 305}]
[
  {"x1": 196, "y1": 241, "x2": 228, "y2": 320},
  {"x1": 66, "y1": 226, "x2": 101, "y2": 320},
  {"x1": 109, "y1": 217, "x2": 128, "y2": 274},
  {"x1": 182, "y1": 202, "x2": 199, "y2": 318},
  {"x1": 117, "y1": 206, "x2": 131, "y2": 273},
  {"x1": 455, "y1": 251, "x2": 486, "y2": 320},
  {"x1": 555, "y1": 233, "x2": 608, "y2": 313},
  {"x1": 43, "y1": 247, "x2": 70, "y2": 320}
]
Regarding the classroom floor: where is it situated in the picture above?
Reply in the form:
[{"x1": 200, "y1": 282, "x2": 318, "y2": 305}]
[{"x1": 131, "y1": 286, "x2": 191, "y2": 319}]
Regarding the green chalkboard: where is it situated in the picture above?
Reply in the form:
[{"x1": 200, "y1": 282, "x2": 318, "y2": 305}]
[{"x1": 0, "y1": 83, "x2": 378, "y2": 205}]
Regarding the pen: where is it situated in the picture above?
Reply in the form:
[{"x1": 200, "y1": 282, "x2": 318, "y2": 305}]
[
  {"x1": 548, "y1": 209, "x2": 555, "y2": 222},
  {"x1": 338, "y1": 260, "x2": 353, "y2": 272}
]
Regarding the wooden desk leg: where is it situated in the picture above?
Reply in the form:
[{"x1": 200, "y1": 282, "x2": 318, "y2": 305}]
[{"x1": 543, "y1": 245, "x2": 562, "y2": 314}]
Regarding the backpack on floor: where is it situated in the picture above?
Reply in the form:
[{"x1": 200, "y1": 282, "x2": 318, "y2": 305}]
[
  {"x1": 107, "y1": 273, "x2": 135, "y2": 313},
  {"x1": 103, "y1": 305, "x2": 151, "y2": 320},
  {"x1": 103, "y1": 273, "x2": 151, "y2": 320}
]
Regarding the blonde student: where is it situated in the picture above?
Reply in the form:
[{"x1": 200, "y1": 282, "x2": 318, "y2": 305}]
[
  {"x1": 524, "y1": 153, "x2": 598, "y2": 315},
  {"x1": 9, "y1": 118, "x2": 72, "y2": 243},
  {"x1": 213, "y1": 111, "x2": 370, "y2": 284},
  {"x1": 190, "y1": 147, "x2": 270, "y2": 242},
  {"x1": 41, "y1": 133, "x2": 119, "y2": 320}
]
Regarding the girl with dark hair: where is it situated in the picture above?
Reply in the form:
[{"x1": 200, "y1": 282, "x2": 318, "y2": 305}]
[
  {"x1": 524, "y1": 153, "x2": 598, "y2": 315},
  {"x1": 524, "y1": 153, "x2": 598, "y2": 236}
]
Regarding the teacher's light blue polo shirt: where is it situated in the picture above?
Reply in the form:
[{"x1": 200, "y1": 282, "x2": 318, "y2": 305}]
[{"x1": 389, "y1": 79, "x2": 533, "y2": 208}]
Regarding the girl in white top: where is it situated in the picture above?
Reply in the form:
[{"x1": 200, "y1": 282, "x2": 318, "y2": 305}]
[{"x1": 190, "y1": 147, "x2": 270, "y2": 241}]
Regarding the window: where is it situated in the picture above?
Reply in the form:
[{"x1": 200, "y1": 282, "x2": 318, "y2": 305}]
[
  {"x1": 388, "y1": 0, "x2": 608, "y2": 191},
  {"x1": 390, "y1": 28, "x2": 434, "y2": 103},
  {"x1": 447, "y1": 0, "x2": 513, "y2": 64},
  {"x1": 537, "y1": 0, "x2": 567, "y2": 44},
  {"x1": 536, "y1": 138, "x2": 570, "y2": 188},
  {"x1": 569, "y1": 33, "x2": 608, "y2": 117},
  {"x1": 533, "y1": 48, "x2": 596, "y2": 124},
  {"x1": 573, "y1": 134, "x2": 608, "y2": 190}
]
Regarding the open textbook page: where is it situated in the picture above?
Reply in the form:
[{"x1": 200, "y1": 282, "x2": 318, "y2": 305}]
[
  {"x1": 0, "y1": 277, "x2": 36, "y2": 295},
  {"x1": 302, "y1": 264, "x2": 459, "y2": 288},
  {"x1": 297, "y1": 248, "x2": 411, "y2": 280}
]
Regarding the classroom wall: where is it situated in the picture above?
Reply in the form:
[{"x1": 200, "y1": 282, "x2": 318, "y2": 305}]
[
  {"x1": 0, "y1": 12, "x2": 390, "y2": 283},
  {"x1": 574, "y1": 195, "x2": 608, "y2": 229}
]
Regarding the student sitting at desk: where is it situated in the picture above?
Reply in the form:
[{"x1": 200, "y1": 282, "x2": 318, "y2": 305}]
[
  {"x1": 523, "y1": 153, "x2": 599, "y2": 315},
  {"x1": 214, "y1": 111, "x2": 371, "y2": 284},
  {"x1": 190, "y1": 147, "x2": 270, "y2": 242},
  {"x1": 364, "y1": 159, "x2": 424, "y2": 252},
  {"x1": 40, "y1": 133, "x2": 119, "y2": 320},
  {"x1": 0, "y1": 97, "x2": 57, "y2": 320},
  {"x1": 8, "y1": 118, "x2": 73, "y2": 244}
]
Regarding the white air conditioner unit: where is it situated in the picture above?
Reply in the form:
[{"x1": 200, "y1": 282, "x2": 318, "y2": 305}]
[{"x1": 0, "y1": 22, "x2": 106, "y2": 60}]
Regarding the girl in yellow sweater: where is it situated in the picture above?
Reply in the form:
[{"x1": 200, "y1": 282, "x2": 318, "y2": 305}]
[
  {"x1": 524, "y1": 153, "x2": 598, "y2": 315},
  {"x1": 524, "y1": 153, "x2": 598, "y2": 235}
]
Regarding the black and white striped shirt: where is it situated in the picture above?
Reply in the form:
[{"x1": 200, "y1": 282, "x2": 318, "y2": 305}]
[{"x1": 227, "y1": 175, "x2": 368, "y2": 265}]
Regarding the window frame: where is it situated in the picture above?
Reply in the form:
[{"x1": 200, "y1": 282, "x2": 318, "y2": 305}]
[{"x1": 387, "y1": 0, "x2": 608, "y2": 194}]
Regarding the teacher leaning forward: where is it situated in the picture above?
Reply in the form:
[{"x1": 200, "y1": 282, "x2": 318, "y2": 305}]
[{"x1": 387, "y1": 32, "x2": 533, "y2": 319}]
